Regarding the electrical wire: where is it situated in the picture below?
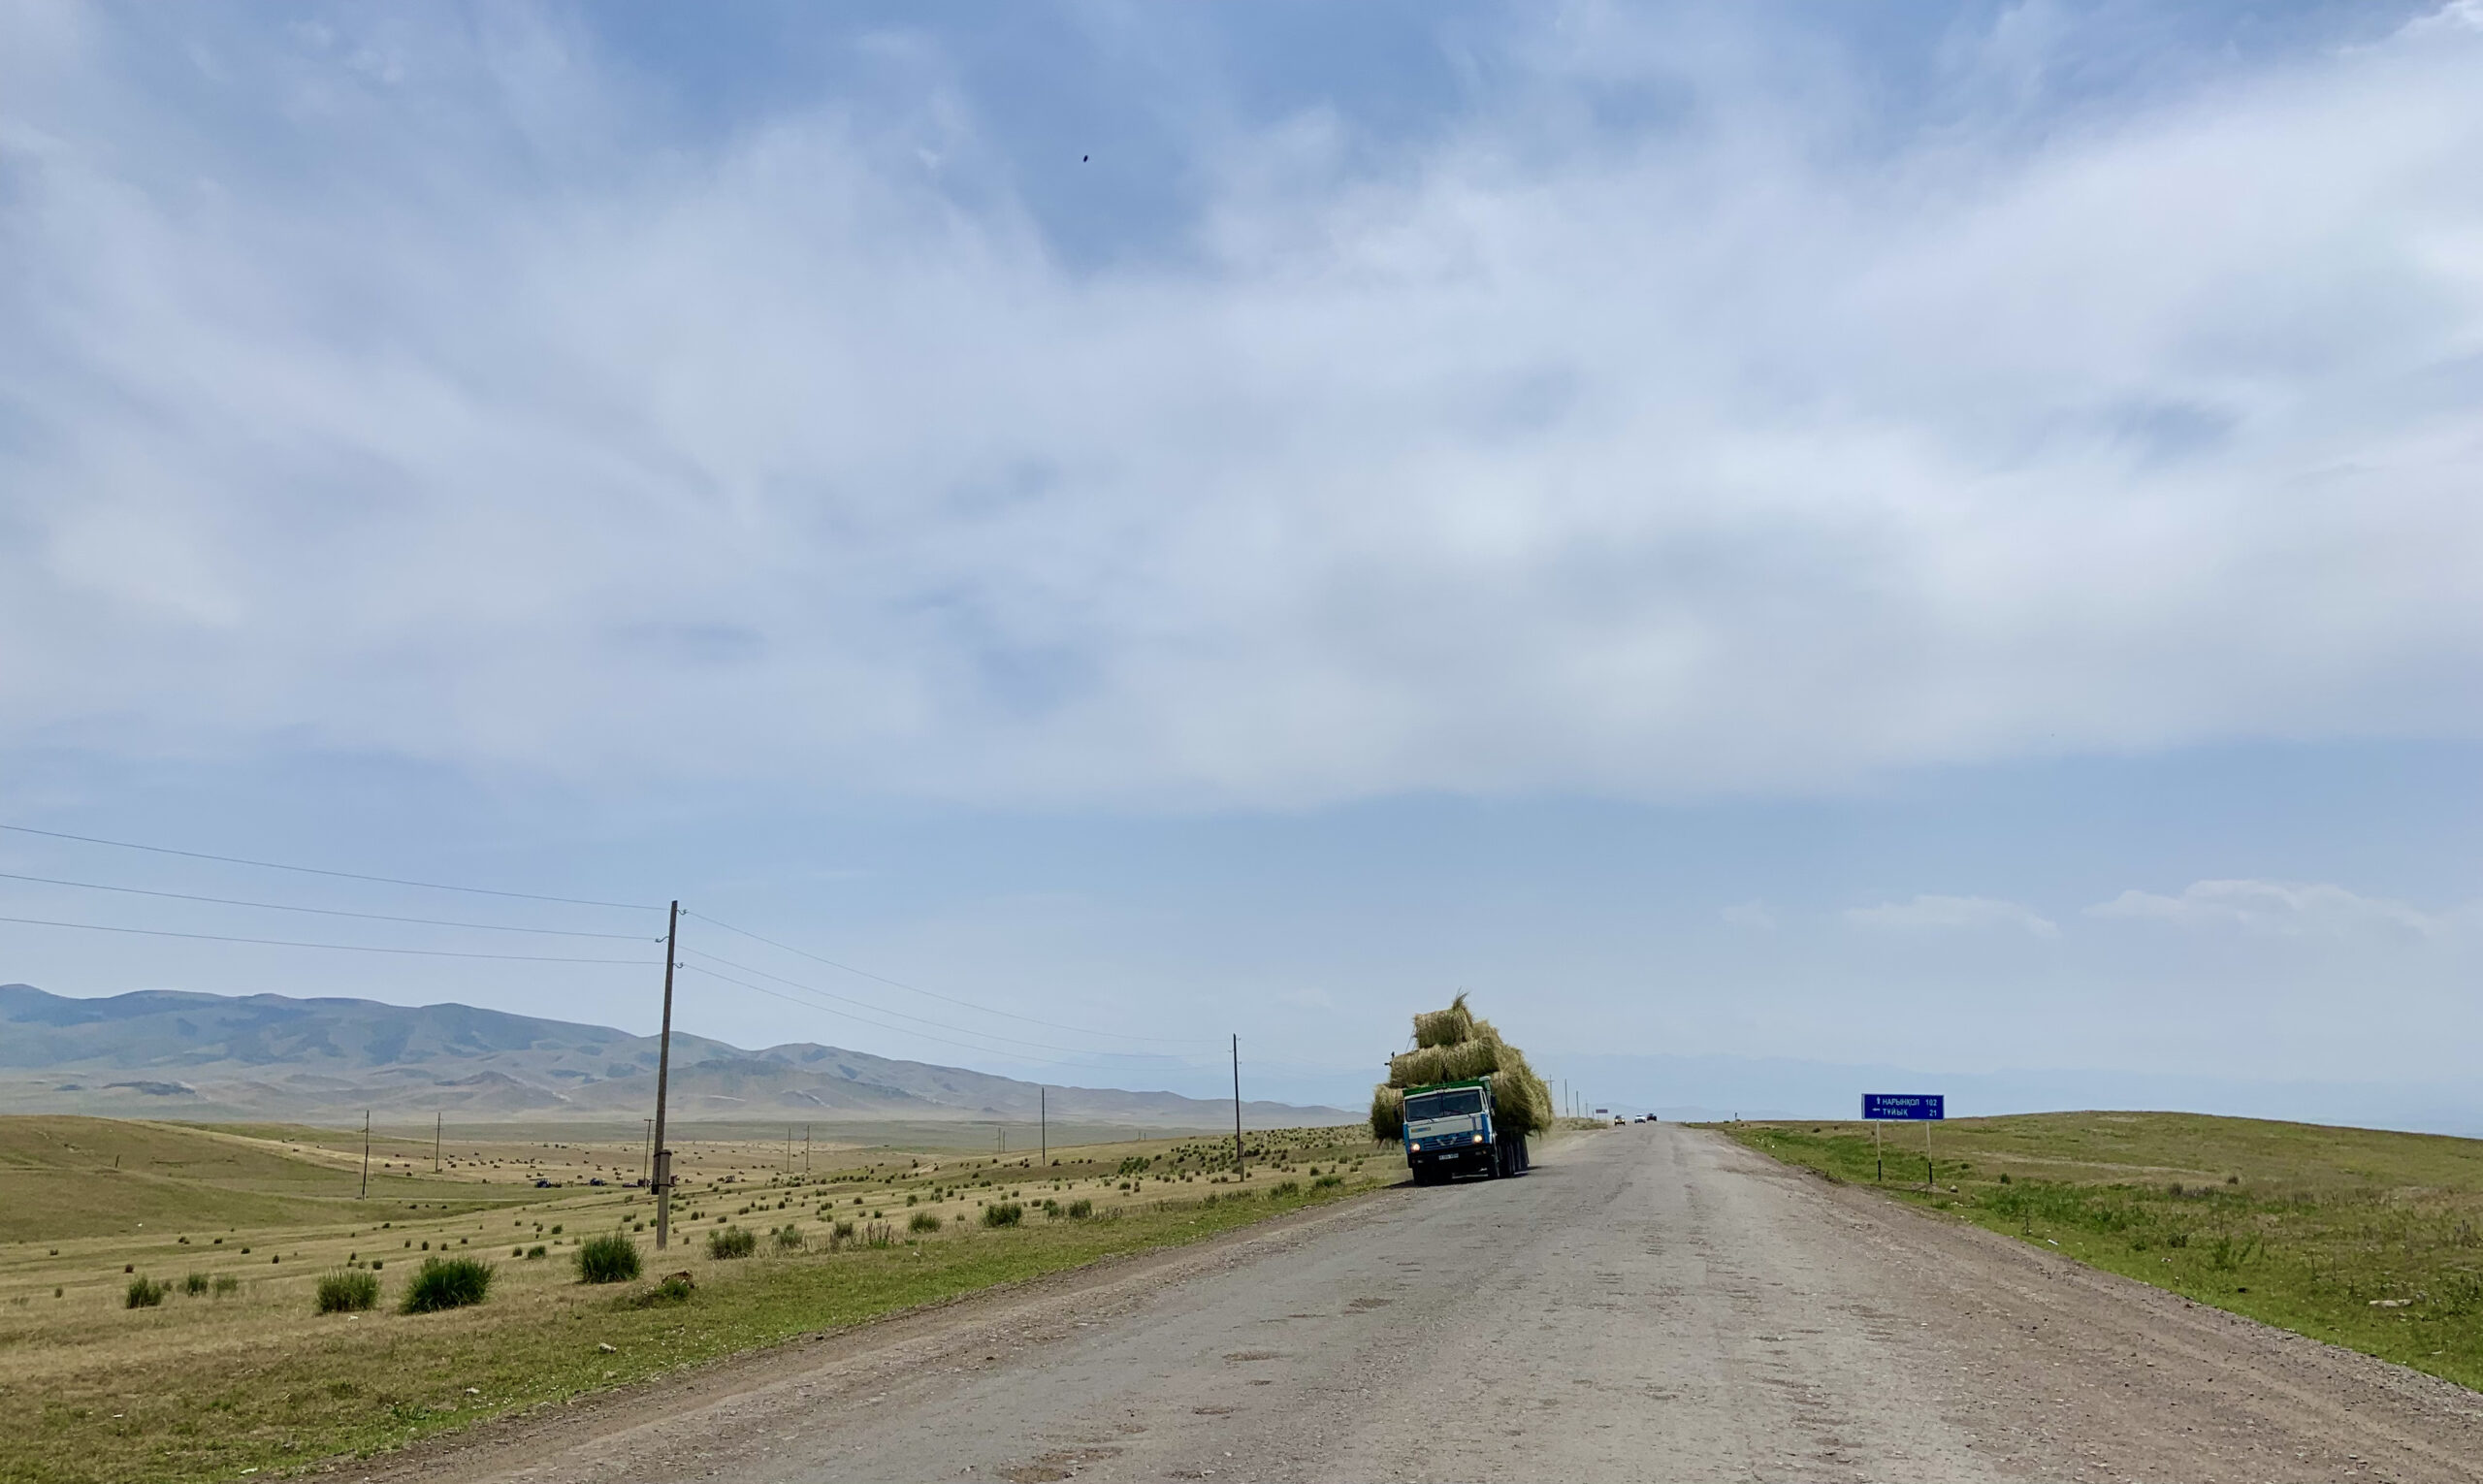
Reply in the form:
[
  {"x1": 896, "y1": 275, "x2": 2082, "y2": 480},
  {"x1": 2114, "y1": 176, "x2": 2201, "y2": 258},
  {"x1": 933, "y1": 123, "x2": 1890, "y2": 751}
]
[
  {"x1": 678, "y1": 946, "x2": 1161, "y2": 1059},
  {"x1": 682, "y1": 910, "x2": 1218, "y2": 1046},
  {"x1": 673, "y1": 959, "x2": 1151, "y2": 1072},
  {"x1": 0, "y1": 823, "x2": 661, "y2": 912},
  {"x1": 0, "y1": 870, "x2": 664, "y2": 941},
  {"x1": 0, "y1": 914, "x2": 656, "y2": 964}
]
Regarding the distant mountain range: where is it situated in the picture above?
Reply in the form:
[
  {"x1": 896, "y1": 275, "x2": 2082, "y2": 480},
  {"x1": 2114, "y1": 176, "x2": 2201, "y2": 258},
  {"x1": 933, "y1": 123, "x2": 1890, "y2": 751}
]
[{"x1": 0, "y1": 984, "x2": 1342, "y2": 1127}]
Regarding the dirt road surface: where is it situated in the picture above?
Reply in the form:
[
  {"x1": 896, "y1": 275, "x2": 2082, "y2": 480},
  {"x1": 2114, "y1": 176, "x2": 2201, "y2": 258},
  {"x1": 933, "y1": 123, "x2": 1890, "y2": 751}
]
[{"x1": 362, "y1": 1125, "x2": 2483, "y2": 1483}]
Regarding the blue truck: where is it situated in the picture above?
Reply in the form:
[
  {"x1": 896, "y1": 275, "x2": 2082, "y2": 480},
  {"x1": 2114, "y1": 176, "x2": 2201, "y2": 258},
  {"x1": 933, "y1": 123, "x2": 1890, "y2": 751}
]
[{"x1": 1401, "y1": 1075, "x2": 1530, "y2": 1184}]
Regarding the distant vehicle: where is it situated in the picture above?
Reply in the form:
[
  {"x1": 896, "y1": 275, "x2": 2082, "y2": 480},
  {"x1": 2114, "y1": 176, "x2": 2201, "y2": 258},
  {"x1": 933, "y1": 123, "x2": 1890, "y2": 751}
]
[
  {"x1": 1401, "y1": 1076, "x2": 1530, "y2": 1184},
  {"x1": 589, "y1": 1178, "x2": 606, "y2": 1186},
  {"x1": 1612, "y1": 1116, "x2": 1626, "y2": 1126}
]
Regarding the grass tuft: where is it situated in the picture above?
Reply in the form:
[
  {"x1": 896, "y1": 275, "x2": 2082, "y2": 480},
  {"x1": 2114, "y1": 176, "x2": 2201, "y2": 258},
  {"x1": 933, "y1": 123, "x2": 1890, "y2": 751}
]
[
  {"x1": 981, "y1": 1202, "x2": 1024, "y2": 1228},
  {"x1": 123, "y1": 1275, "x2": 167, "y2": 1309},
  {"x1": 707, "y1": 1226, "x2": 757, "y2": 1260},
  {"x1": 314, "y1": 1269, "x2": 380, "y2": 1314},
  {"x1": 575, "y1": 1233, "x2": 641, "y2": 1284},
  {"x1": 400, "y1": 1256, "x2": 495, "y2": 1314}
]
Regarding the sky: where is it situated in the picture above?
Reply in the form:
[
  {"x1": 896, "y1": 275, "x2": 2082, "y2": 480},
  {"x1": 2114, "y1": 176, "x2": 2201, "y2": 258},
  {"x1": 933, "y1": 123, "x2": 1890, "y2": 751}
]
[{"x1": 3, "y1": 1, "x2": 2480, "y2": 1120}]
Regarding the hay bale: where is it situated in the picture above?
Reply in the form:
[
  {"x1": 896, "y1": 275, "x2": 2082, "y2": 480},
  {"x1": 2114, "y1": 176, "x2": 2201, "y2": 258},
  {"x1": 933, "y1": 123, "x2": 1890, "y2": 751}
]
[
  {"x1": 1370, "y1": 1085, "x2": 1403, "y2": 1142},
  {"x1": 1382, "y1": 995, "x2": 1555, "y2": 1138},
  {"x1": 1412, "y1": 991, "x2": 1474, "y2": 1049},
  {"x1": 1389, "y1": 1039, "x2": 1499, "y2": 1087}
]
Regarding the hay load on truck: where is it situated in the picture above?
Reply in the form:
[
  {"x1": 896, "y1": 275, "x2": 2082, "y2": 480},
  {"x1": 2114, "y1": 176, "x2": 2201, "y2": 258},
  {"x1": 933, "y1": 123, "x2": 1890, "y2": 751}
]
[{"x1": 1369, "y1": 993, "x2": 1553, "y2": 1185}]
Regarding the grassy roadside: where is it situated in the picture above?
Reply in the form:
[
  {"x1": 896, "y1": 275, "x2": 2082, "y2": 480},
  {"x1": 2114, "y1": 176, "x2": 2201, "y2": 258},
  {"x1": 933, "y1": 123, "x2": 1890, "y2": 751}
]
[
  {"x1": 1, "y1": 1124, "x2": 1396, "y2": 1484},
  {"x1": 1718, "y1": 1113, "x2": 2483, "y2": 1392}
]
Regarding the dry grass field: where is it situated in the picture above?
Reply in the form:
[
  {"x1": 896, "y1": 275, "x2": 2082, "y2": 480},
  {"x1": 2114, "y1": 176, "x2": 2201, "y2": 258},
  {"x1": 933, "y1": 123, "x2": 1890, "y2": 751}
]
[
  {"x1": 1724, "y1": 1112, "x2": 2483, "y2": 1392},
  {"x1": 0, "y1": 1115, "x2": 1398, "y2": 1484}
]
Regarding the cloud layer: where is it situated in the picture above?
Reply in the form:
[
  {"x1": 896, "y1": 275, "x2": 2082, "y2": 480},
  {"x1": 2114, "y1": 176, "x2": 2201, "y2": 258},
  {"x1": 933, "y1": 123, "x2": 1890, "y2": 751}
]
[{"x1": 5, "y1": 4, "x2": 2481, "y2": 807}]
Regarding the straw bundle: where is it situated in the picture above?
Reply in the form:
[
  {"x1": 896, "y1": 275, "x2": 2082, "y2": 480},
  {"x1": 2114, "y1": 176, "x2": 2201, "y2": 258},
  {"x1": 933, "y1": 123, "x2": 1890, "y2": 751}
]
[
  {"x1": 1411, "y1": 992, "x2": 1474, "y2": 1049},
  {"x1": 1369, "y1": 1085, "x2": 1403, "y2": 1142},
  {"x1": 1371, "y1": 999, "x2": 1554, "y2": 1137}
]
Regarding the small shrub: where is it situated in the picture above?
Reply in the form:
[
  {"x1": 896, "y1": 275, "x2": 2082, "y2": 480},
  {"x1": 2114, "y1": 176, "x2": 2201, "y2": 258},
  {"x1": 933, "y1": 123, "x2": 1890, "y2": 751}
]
[
  {"x1": 211, "y1": 1274, "x2": 240, "y2": 1297},
  {"x1": 1312, "y1": 1175, "x2": 1342, "y2": 1190},
  {"x1": 576, "y1": 1234, "x2": 641, "y2": 1285},
  {"x1": 627, "y1": 1273, "x2": 696, "y2": 1307},
  {"x1": 512, "y1": 1246, "x2": 526, "y2": 1257},
  {"x1": 831, "y1": 1219, "x2": 856, "y2": 1242},
  {"x1": 315, "y1": 1270, "x2": 380, "y2": 1313},
  {"x1": 910, "y1": 1211, "x2": 942, "y2": 1233},
  {"x1": 1067, "y1": 1199, "x2": 1093, "y2": 1219},
  {"x1": 982, "y1": 1202, "x2": 1024, "y2": 1228},
  {"x1": 1270, "y1": 1180, "x2": 1301, "y2": 1198},
  {"x1": 182, "y1": 1272, "x2": 210, "y2": 1295},
  {"x1": 774, "y1": 1224, "x2": 806, "y2": 1252},
  {"x1": 125, "y1": 1275, "x2": 168, "y2": 1308},
  {"x1": 526, "y1": 1244, "x2": 549, "y2": 1259},
  {"x1": 401, "y1": 1256, "x2": 495, "y2": 1313},
  {"x1": 863, "y1": 1222, "x2": 897, "y2": 1248},
  {"x1": 708, "y1": 1226, "x2": 757, "y2": 1259}
]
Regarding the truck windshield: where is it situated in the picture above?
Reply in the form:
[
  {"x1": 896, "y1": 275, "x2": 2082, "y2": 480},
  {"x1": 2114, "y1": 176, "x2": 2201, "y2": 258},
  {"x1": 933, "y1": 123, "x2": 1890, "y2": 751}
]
[{"x1": 1404, "y1": 1087, "x2": 1485, "y2": 1121}]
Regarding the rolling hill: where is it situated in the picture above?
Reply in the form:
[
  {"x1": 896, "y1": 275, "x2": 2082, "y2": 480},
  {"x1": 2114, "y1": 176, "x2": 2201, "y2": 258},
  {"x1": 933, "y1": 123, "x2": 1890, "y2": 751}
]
[{"x1": 0, "y1": 984, "x2": 1338, "y2": 1127}]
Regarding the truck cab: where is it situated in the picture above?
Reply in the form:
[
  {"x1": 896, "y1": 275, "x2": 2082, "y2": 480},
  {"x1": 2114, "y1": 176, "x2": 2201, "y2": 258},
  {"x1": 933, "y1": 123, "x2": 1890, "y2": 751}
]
[{"x1": 1402, "y1": 1077, "x2": 1529, "y2": 1183}]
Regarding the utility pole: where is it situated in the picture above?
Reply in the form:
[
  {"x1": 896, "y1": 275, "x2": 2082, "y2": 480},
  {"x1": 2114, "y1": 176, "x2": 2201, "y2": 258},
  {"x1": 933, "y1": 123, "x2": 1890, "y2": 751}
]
[
  {"x1": 804, "y1": 1123, "x2": 812, "y2": 1177},
  {"x1": 1231, "y1": 1034, "x2": 1244, "y2": 1176},
  {"x1": 1040, "y1": 1087, "x2": 1046, "y2": 1164},
  {"x1": 434, "y1": 1111, "x2": 441, "y2": 1174},
  {"x1": 360, "y1": 1110, "x2": 371, "y2": 1200},
  {"x1": 786, "y1": 1124, "x2": 793, "y2": 1176},
  {"x1": 642, "y1": 1118, "x2": 653, "y2": 1185},
  {"x1": 652, "y1": 900, "x2": 680, "y2": 1250}
]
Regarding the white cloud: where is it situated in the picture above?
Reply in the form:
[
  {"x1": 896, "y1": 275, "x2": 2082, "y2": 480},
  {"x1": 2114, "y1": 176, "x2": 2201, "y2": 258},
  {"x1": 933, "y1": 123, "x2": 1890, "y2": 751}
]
[
  {"x1": 4, "y1": 6, "x2": 2482, "y2": 806},
  {"x1": 1719, "y1": 901, "x2": 1776, "y2": 931},
  {"x1": 1841, "y1": 895, "x2": 2059, "y2": 938},
  {"x1": 2087, "y1": 880, "x2": 2448, "y2": 937}
]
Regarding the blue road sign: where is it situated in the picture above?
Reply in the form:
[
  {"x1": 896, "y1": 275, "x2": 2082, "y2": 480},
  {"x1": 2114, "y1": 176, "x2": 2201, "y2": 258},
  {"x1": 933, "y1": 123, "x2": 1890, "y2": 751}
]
[{"x1": 1862, "y1": 1093, "x2": 1944, "y2": 1120}]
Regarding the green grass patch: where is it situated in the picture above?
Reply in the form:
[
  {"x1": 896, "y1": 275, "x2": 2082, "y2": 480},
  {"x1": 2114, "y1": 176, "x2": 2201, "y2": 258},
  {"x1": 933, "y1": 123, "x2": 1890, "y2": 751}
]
[
  {"x1": 399, "y1": 1256, "x2": 495, "y2": 1314},
  {"x1": 573, "y1": 1234, "x2": 640, "y2": 1284},
  {"x1": 1723, "y1": 1112, "x2": 2483, "y2": 1392},
  {"x1": 706, "y1": 1226, "x2": 756, "y2": 1259},
  {"x1": 313, "y1": 1270, "x2": 379, "y2": 1314}
]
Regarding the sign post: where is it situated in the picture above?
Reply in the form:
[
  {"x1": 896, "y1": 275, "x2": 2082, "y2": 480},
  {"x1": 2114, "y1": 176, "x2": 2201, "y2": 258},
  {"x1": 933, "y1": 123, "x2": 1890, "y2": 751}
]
[{"x1": 1862, "y1": 1094, "x2": 1945, "y2": 1191}]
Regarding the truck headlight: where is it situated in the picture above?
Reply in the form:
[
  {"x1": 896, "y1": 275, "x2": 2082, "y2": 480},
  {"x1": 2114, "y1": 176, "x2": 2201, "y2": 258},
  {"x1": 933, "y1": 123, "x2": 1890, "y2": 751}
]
[{"x1": 1408, "y1": 1141, "x2": 1421, "y2": 1150}]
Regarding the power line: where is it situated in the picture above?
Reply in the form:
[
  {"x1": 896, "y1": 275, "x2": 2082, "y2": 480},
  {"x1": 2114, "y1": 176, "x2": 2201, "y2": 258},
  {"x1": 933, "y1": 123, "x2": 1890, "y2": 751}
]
[
  {"x1": 682, "y1": 910, "x2": 1218, "y2": 1046},
  {"x1": 0, "y1": 823, "x2": 661, "y2": 912},
  {"x1": 674, "y1": 960, "x2": 1158, "y2": 1072},
  {"x1": 0, "y1": 870, "x2": 664, "y2": 941},
  {"x1": 0, "y1": 914, "x2": 655, "y2": 964},
  {"x1": 678, "y1": 946, "x2": 1161, "y2": 1059}
]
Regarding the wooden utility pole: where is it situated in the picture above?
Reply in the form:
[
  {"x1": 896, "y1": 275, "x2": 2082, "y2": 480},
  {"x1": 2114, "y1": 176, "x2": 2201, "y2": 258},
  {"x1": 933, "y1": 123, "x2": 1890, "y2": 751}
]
[
  {"x1": 433, "y1": 1111, "x2": 441, "y2": 1174},
  {"x1": 1231, "y1": 1034, "x2": 1244, "y2": 1176},
  {"x1": 1039, "y1": 1087, "x2": 1046, "y2": 1164},
  {"x1": 360, "y1": 1110, "x2": 371, "y2": 1199},
  {"x1": 804, "y1": 1123, "x2": 811, "y2": 1176},
  {"x1": 652, "y1": 901, "x2": 680, "y2": 1249}
]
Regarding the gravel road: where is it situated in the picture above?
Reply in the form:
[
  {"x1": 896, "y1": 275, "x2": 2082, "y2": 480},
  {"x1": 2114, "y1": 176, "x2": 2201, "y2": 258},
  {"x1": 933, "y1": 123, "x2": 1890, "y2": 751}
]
[{"x1": 363, "y1": 1124, "x2": 2483, "y2": 1483}]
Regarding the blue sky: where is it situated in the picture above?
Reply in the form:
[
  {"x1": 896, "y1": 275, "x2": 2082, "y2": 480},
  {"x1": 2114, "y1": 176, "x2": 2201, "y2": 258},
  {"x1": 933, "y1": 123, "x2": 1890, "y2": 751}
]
[{"x1": 3, "y1": 2, "x2": 2479, "y2": 1117}]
